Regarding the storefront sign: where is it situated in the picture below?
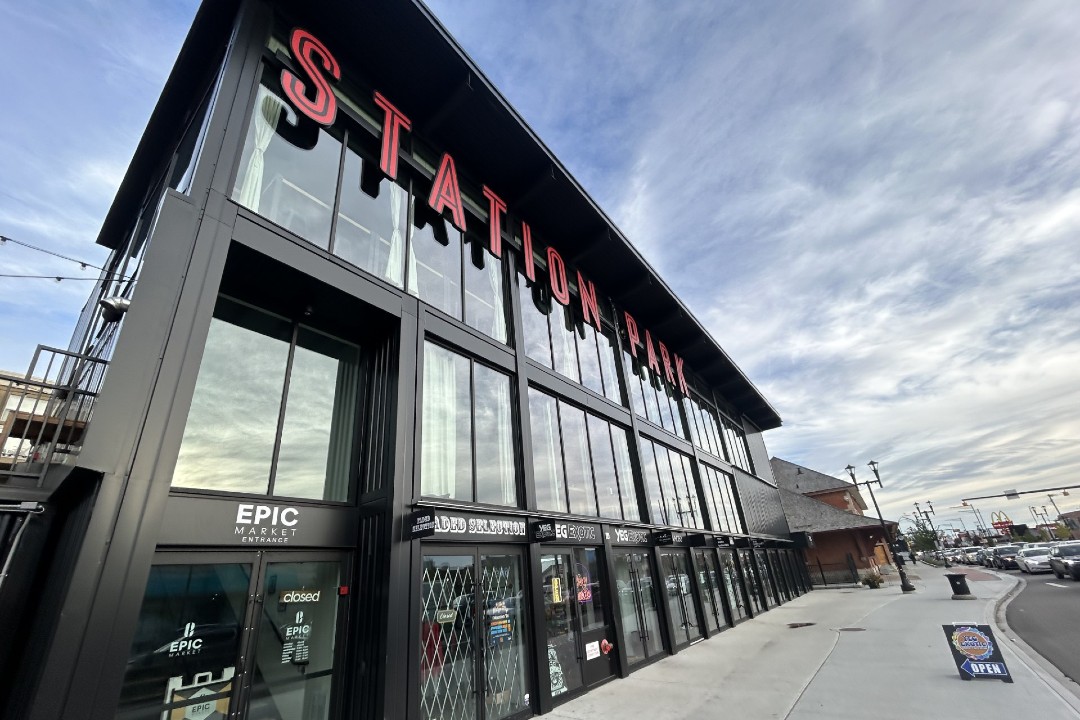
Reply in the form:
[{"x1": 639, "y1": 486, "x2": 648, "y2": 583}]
[
  {"x1": 280, "y1": 26, "x2": 694, "y2": 398},
  {"x1": 407, "y1": 508, "x2": 437, "y2": 540},
  {"x1": 530, "y1": 520, "x2": 557, "y2": 543},
  {"x1": 158, "y1": 496, "x2": 356, "y2": 547},
  {"x1": 430, "y1": 512, "x2": 527, "y2": 541},
  {"x1": 653, "y1": 531, "x2": 674, "y2": 546},
  {"x1": 684, "y1": 533, "x2": 712, "y2": 547},
  {"x1": 942, "y1": 625, "x2": 1012, "y2": 683},
  {"x1": 435, "y1": 609, "x2": 457, "y2": 624},
  {"x1": 584, "y1": 641, "x2": 601, "y2": 661},
  {"x1": 715, "y1": 536, "x2": 733, "y2": 547},
  {"x1": 612, "y1": 527, "x2": 652, "y2": 546}
]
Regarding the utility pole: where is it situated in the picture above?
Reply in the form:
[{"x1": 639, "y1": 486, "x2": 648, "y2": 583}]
[
  {"x1": 846, "y1": 462, "x2": 916, "y2": 593},
  {"x1": 914, "y1": 501, "x2": 945, "y2": 562}
]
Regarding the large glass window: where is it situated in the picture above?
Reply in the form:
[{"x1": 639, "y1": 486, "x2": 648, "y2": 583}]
[
  {"x1": 639, "y1": 439, "x2": 699, "y2": 528},
  {"x1": 700, "y1": 463, "x2": 744, "y2": 534},
  {"x1": 683, "y1": 392, "x2": 726, "y2": 461},
  {"x1": 233, "y1": 74, "x2": 343, "y2": 249},
  {"x1": 409, "y1": 200, "x2": 463, "y2": 320},
  {"x1": 518, "y1": 276, "x2": 623, "y2": 405},
  {"x1": 173, "y1": 296, "x2": 360, "y2": 500},
  {"x1": 334, "y1": 136, "x2": 408, "y2": 287},
  {"x1": 421, "y1": 343, "x2": 517, "y2": 506},
  {"x1": 721, "y1": 415, "x2": 754, "y2": 473},
  {"x1": 528, "y1": 389, "x2": 637, "y2": 520}
]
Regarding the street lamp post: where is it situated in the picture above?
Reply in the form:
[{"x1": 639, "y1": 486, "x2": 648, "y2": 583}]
[
  {"x1": 845, "y1": 462, "x2": 916, "y2": 593},
  {"x1": 914, "y1": 501, "x2": 945, "y2": 563}
]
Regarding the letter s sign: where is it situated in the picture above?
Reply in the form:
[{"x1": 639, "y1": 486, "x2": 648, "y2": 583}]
[{"x1": 281, "y1": 28, "x2": 340, "y2": 126}]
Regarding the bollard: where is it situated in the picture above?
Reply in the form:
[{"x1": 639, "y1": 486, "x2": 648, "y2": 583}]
[{"x1": 945, "y1": 573, "x2": 976, "y2": 600}]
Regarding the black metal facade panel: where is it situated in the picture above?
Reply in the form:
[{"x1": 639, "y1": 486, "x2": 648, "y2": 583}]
[{"x1": 732, "y1": 469, "x2": 791, "y2": 538}]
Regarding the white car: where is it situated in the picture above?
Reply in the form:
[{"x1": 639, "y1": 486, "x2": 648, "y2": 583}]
[{"x1": 1016, "y1": 547, "x2": 1051, "y2": 574}]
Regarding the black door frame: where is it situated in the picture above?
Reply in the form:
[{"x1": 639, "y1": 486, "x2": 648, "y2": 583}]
[
  {"x1": 655, "y1": 547, "x2": 705, "y2": 650},
  {"x1": 717, "y1": 547, "x2": 751, "y2": 624},
  {"x1": 690, "y1": 548, "x2": 732, "y2": 633},
  {"x1": 610, "y1": 547, "x2": 668, "y2": 671}
]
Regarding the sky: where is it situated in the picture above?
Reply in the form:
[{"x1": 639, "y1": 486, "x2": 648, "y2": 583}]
[{"x1": 3, "y1": 1, "x2": 1080, "y2": 529}]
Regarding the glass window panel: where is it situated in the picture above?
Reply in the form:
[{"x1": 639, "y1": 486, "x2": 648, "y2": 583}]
[
  {"x1": 334, "y1": 139, "x2": 407, "y2": 287},
  {"x1": 117, "y1": 563, "x2": 251, "y2": 718},
  {"x1": 577, "y1": 323, "x2": 604, "y2": 398},
  {"x1": 173, "y1": 299, "x2": 291, "y2": 494},
  {"x1": 408, "y1": 200, "x2": 463, "y2": 320},
  {"x1": 529, "y1": 389, "x2": 567, "y2": 513},
  {"x1": 611, "y1": 428, "x2": 639, "y2": 522},
  {"x1": 679, "y1": 455, "x2": 703, "y2": 530},
  {"x1": 560, "y1": 404, "x2": 596, "y2": 517},
  {"x1": 597, "y1": 328, "x2": 624, "y2": 406},
  {"x1": 639, "y1": 441, "x2": 666, "y2": 525},
  {"x1": 587, "y1": 415, "x2": 621, "y2": 520},
  {"x1": 550, "y1": 305, "x2": 581, "y2": 384},
  {"x1": 474, "y1": 364, "x2": 517, "y2": 506},
  {"x1": 665, "y1": 386, "x2": 687, "y2": 441},
  {"x1": 654, "y1": 376, "x2": 675, "y2": 434},
  {"x1": 481, "y1": 554, "x2": 530, "y2": 720},
  {"x1": 464, "y1": 235, "x2": 508, "y2": 344},
  {"x1": 519, "y1": 280, "x2": 553, "y2": 368},
  {"x1": 682, "y1": 397, "x2": 701, "y2": 449},
  {"x1": 654, "y1": 446, "x2": 684, "y2": 528},
  {"x1": 232, "y1": 79, "x2": 341, "y2": 249},
  {"x1": 574, "y1": 548, "x2": 608, "y2": 632},
  {"x1": 542, "y1": 553, "x2": 582, "y2": 696},
  {"x1": 250, "y1": 561, "x2": 342, "y2": 720},
  {"x1": 644, "y1": 371, "x2": 662, "y2": 427},
  {"x1": 626, "y1": 357, "x2": 648, "y2": 421},
  {"x1": 420, "y1": 344, "x2": 472, "y2": 500},
  {"x1": 274, "y1": 327, "x2": 360, "y2": 501}
]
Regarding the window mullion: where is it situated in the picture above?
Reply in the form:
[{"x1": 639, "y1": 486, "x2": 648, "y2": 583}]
[
  {"x1": 469, "y1": 359, "x2": 477, "y2": 503},
  {"x1": 268, "y1": 322, "x2": 300, "y2": 495},
  {"x1": 327, "y1": 127, "x2": 349, "y2": 255}
]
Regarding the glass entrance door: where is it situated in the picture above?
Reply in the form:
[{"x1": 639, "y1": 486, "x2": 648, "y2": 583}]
[
  {"x1": 117, "y1": 551, "x2": 348, "y2": 720},
  {"x1": 692, "y1": 549, "x2": 730, "y2": 633},
  {"x1": 658, "y1": 550, "x2": 703, "y2": 647},
  {"x1": 718, "y1": 549, "x2": 749, "y2": 623},
  {"x1": 613, "y1": 550, "x2": 664, "y2": 666},
  {"x1": 738, "y1": 548, "x2": 765, "y2": 615},
  {"x1": 540, "y1": 547, "x2": 615, "y2": 702},
  {"x1": 419, "y1": 548, "x2": 531, "y2": 720}
]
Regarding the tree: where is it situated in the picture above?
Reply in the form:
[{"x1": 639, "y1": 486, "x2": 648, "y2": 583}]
[{"x1": 906, "y1": 516, "x2": 939, "y2": 552}]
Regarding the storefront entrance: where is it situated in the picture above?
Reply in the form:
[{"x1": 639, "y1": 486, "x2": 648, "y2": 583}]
[
  {"x1": 738, "y1": 548, "x2": 765, "y2": 615},
  {"x1": 717, "y1": 548, "x2": 750, "y2": 623},
  {"x1": 691, "y1": 549, "x2": 731, "y2": 633},
  {"x1": 657, "y1": 549, "x2": 703, "y2": 647},
  {"x1": 540, "y1": 547, "x2": 616, "y2": 701},
  {"x1": 612, "y1": 549, "x2": 665, "y2": 666},
  {"x1": 419, "y1": 548, "x2": 531, "y2": 720},
  {"x1": 117, "y1": 550, "x2": 348, "y2": 720}
]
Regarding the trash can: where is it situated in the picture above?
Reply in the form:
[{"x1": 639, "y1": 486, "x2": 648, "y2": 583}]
[{"x1": 945, "y1": 573, "x2": 975, "y2": 600}]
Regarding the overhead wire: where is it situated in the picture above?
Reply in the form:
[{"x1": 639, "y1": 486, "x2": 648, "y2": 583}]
[{"x1": 0, "y1": 233, "x2": 133, "y2": 282}]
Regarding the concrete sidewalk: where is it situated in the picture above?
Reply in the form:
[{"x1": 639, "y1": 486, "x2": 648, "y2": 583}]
[{"x1": 551, "y1": 565, "x2": 1080, "y2": 720}]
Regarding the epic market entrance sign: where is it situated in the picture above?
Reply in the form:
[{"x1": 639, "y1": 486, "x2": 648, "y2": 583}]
[{"x1": 942, "y1": 624, "x2": 1012, "y2": 683}]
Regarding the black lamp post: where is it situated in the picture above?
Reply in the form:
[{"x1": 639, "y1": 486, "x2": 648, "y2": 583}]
[{"x1": 846, "y1": 461, "x2": 916, "y2": 593}]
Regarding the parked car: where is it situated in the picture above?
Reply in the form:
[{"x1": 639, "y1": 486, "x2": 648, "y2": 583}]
[
  {"x1": 1048, "y1": 543, "x2": 1080, "y2": 580},
  {"x1": 960, "y1": 546, "x2": 981, "y2": 564},
  {"x1": 991, "y1": 545, "x2": 1020, "y2": 569},
  {"x1": 1016, "y1": 547, "x2": 1052, "y2": 574}
]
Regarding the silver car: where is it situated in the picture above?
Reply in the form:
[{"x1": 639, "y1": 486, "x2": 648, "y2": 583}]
[{"x1": 1016, "y1": 547, "x2": 1051, "y2": 574}]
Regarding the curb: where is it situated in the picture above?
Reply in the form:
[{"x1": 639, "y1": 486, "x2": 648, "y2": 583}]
[{"x1": 991, "y1": 570, "x2": 1080, "y2": 713}]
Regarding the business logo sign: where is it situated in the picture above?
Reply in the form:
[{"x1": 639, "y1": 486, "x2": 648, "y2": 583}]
[
  {"x1": 234, "y1": 503, "x2": 299, "y2": 544},
  {"x1": 614, "y1": 528, "x2": 651, "y2": 545},
  {"x1": 279, "y1": 27, "x2": 695, "y2": 399},
  {"x1": 407, "y1": 508, "x2": 437, "y2": 540},
  {"x1": 280, "y1": 589, "x2": 321, "y2": 603},
  {"x1": 990, "y1": 511, "x2": 1013, "y2": 532},
  {"x1": 433, "y1": 513, "x2": 527, "y2": 540},
  {"x1": 163, "y1": 621, "x2": 202, "y2": 657},
  {"x1": 942, "y1": 624, "x2": 1012, "y2": 683},
  {"x1": 531, "y1": 521, "x2": 557, "y2": 543}
]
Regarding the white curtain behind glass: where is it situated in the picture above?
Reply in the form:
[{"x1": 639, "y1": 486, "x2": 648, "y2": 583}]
[
  {"x1": 237, "y1": 87, "x2": 287, "y2": 212},
  {"x1": 494, "y1": 376, "x2": 514, "y2": 504},
  {"x1": 386, "y1": 183, "x2": 405, "y2": 286},
  {"x1": 421, "y1": 344, "x2": 457, "y2": 498}
]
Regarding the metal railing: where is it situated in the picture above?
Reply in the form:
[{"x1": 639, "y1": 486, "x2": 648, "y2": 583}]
[
  {"x1": 0, "y1": 346, "x2": 108, "y2": 486},
  {"x1": 807, "y1": 555, "x2": 859, "y2": 586}
]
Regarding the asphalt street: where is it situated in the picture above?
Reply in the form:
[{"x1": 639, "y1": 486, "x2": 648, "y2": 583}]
[{"x1": 1004, "y1": 566, "x2": 1080, "y2": 684}]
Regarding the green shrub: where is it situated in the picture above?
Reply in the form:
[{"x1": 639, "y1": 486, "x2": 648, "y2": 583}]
[{"x1": 861, "y1": 572, "x2": 883, "y2": 589}]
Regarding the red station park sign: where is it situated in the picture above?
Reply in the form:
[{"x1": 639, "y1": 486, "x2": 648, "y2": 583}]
[{"x1": 281, "y1": 27, "x2": 692, "y2": 396}]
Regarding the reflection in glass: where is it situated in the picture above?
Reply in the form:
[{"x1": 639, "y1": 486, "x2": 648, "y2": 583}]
[
  {"x1": 464, "y1": 236, "x2": 508, "y2": 344},
  {"x1": 614, "y1": 551, "x2": 663, "y2": 665},
  {"x1": 520, "y1": 281, "x2": 553, "y2": 367},
  {"x1": 577, "y1": 323, "x2": 604, "y2": 398},
  {"x1": 408, "y1": 200, "x2": 462, "y2": 320},
  {"x1": 639, "y1": 440, "x2": 666, "y2": 525},
  {"x1": 529, "y1": 389, "x2": 567, "y2": 513},
  {"x1": 660, "y1": 552, "x2": 702, "y2": 645},
  {"x1": 550, "y1": 305, "x2": 580, "y2": 384},
  {"x1": 574, "y1": 548, "x2": 607, "y2": 632},
  {"x1": 118, "y1": 563, "x2": 251, "y2": 719},
  {"x1": 625, "y1": 351, "x2": 649, "y2": 421},
  {"x1": 473, "y1": 364, "x2": 517, "y2": 506},
  {"x1": 611, "y1": 428, "x2": 639, "y2": 522},
  {"x1": 420, "y1": 555, "x2": 476, "y2": 720},
  {"x1": 739, "y1": 549, "x2": 764, "y2": 614},
  {"x1": 173, "y1": 299, "x2": 291, "y2": 495},
  {"x1": 561, "y1": 405, "x2": 596, "y2": 516},
  {"x1": 334, "y1": 140, "x2": 407, "y2": 286},
  {"x1": 755, "y1": 551, "x2": 778, "y2": 608},
  {"x1": 249, "y1": 561, "x2": 342, "y2": 720},
  {"x1": 587, "y1": 415, "x2": 621, "y2": 519},
  {"x1": 233, "y1": 80, "x2": 341, "y2": 249},
  {"x1": 597, "y1": 328, "x2": 623, "y2": 406},
  {"x1": 482, "y1": 554, "x2": 530, "y2": 720},
  {"x1": 275, "y1": 328, "x2": 360, "y2": 500}
]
